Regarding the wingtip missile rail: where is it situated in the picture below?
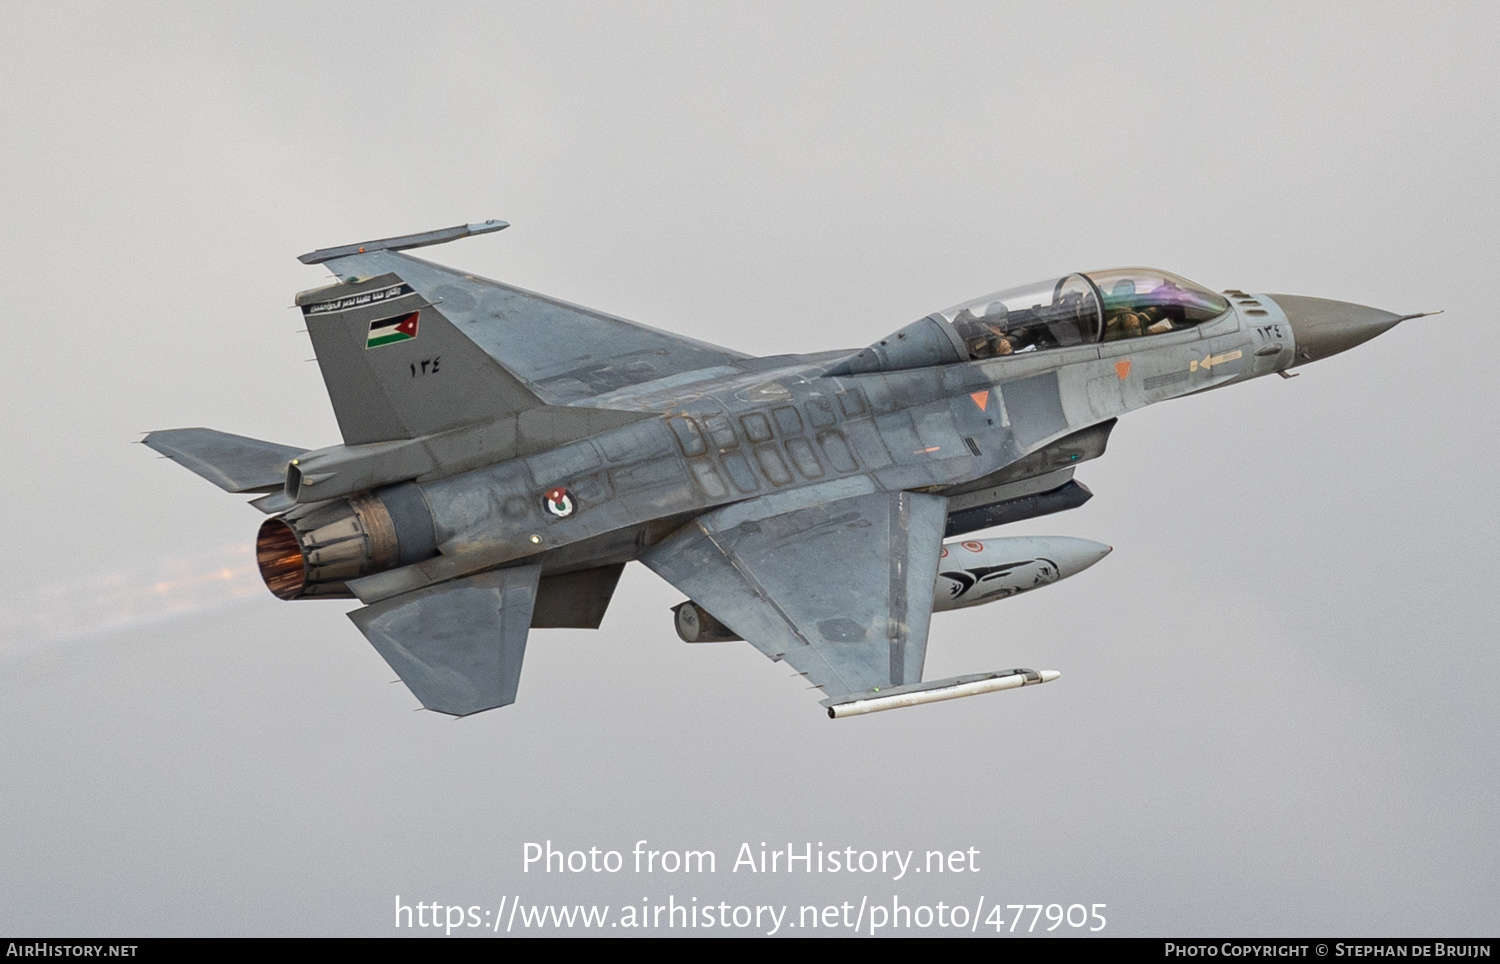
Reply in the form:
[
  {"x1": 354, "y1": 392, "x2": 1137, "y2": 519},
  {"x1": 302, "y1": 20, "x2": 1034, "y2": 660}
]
[{"x1": 822, "y1": 669, "x2": 1062, "y2": 719}]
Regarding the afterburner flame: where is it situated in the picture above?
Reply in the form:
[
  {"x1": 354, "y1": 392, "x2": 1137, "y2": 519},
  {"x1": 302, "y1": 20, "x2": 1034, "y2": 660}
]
[{"x1": 255, "y1": 518, "x2": 306, "y2": 600}]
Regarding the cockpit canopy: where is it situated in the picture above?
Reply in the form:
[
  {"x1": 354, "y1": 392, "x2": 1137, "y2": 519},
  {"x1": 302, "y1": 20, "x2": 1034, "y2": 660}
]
[
  {"x1": 941, "y1": 267, "x2": 1230, "y2": 360},
  {"x1": 829, "y1": 268, "x2": 1230, "y2": 375}
]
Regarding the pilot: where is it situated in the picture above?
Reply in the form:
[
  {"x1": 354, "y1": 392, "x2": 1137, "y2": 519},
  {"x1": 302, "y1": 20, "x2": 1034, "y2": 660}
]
[
  {"x1": 1136, "y1": 306, "x2": 1175, "y2": 335},
  {"x1": 1106, "y1": 310, "x2": 1146, "y2": 340},
  {"x1": 954, "y1": 308, "x2": 985, "y2": 358},
  {"x1": 985, "y1": 326, "x2": 1015, "y2": 356},
  {"x1": 966, "y1": 324, "x2": 1017, "y2": 359}
]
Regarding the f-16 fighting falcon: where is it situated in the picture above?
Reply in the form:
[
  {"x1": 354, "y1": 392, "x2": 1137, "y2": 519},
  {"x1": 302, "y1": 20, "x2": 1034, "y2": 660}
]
[{"x1": 144, "y1": 221, "x2": 1432, "y2": 718}]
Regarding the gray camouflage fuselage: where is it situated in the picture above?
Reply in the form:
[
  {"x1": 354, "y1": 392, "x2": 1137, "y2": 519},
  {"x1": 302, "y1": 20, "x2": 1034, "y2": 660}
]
[{"x1": 364, "y1": 290, "x2": 1282, "y2": 591}]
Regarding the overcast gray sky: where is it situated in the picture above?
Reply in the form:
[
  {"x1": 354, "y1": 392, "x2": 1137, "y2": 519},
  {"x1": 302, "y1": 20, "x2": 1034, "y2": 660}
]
[{"x1": 2, "y1": 1, "x2": 1496, "y2": 936}]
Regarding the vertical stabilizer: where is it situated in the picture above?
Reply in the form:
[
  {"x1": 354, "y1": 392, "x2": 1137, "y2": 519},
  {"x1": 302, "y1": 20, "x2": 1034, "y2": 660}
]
[{"x1": 296, "y1": 272, "x2": 544, "y2": 445}]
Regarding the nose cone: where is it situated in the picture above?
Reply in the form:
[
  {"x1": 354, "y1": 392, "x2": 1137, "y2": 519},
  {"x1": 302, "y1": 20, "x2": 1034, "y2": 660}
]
[
  {"x1": 1048, "y1": 537, "x2": 1113, "y2": 579},
  {"x1": 1267, "y1": 294, "x2": 1405, "y2": 367}
]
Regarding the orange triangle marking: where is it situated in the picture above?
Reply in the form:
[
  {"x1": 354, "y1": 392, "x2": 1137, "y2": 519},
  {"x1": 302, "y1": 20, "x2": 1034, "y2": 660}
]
[
  {"x1": 1115, "y1": 359, "x2": 1132, "y2": 380},
  {"x1": 970, "y1": 390, "x2": 990, "y2": 411}
]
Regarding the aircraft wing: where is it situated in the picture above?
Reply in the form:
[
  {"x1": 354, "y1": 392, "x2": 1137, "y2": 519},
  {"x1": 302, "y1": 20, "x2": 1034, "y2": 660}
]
[
  {"x1": 640, "y1": 486, "x2": 949, "y2": 699},
  {"x1": 312, "y1": 249, "x2": 751, "y2": 404}
]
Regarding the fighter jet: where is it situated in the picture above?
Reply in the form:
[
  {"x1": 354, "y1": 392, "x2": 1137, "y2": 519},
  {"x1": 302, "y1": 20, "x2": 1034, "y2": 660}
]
[{"x1": 144, "y1": 221, "x2": 1430, "y2": 718}]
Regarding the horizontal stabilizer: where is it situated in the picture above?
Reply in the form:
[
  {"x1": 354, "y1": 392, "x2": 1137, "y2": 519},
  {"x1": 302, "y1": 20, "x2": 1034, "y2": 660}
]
[
  {"x1": 143, "y1": 428, "x2": 306, "y2": 493},
  {"x1": 348, "y1": 565, "x2": 540, "y2": 716},
  {"x1": 298, "y1": 220, "x2": 508, "y2": 265}
]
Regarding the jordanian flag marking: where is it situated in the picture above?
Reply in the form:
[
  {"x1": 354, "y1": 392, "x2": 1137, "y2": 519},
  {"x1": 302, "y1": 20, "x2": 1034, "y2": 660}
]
[{"x1": 366, "y1": 311, "x2": 420, "y2": 349}]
